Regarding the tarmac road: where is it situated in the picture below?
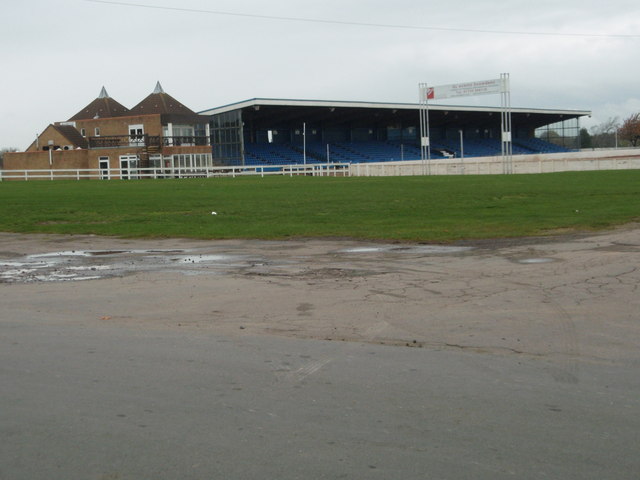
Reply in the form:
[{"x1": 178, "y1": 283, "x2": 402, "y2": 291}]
[
  {"x1": 2, "y1": 316, "x2": 639, "y2": 480},
  {"x1": 1, "y1": 229, "x2": 640, "y2": 479}
]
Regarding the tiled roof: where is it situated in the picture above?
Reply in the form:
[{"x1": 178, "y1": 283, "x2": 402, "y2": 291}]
[
  {"x1": 129, "y1": 83, "x2": 208, "y2": 124},
  {"x1": 129, "y1": 91, "x2": 198, "y2": 117},
  {"x1": 68, "y1": 87, "x2": 130, "y2": 120},
  {"x1": 52, "y1": 125, "x2": 88, "y2": 148}
]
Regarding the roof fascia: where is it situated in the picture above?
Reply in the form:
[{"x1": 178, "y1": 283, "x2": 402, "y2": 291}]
[{"x1": 199, "y1": 98, "x2": 590, "y2": 118}]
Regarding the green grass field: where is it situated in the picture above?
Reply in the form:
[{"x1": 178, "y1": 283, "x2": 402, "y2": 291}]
[{"x1": 1, "y1": 171, "x2": 639, "y2": 242}]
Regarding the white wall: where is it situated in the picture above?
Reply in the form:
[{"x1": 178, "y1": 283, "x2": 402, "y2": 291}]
[{"x1": 349, "y1": 149, "x2": 640, "y2": 177}]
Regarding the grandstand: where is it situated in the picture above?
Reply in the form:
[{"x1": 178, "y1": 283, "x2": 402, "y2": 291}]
[{"x1": 200, "y1": 99, "x2": 589, "y2": 167}]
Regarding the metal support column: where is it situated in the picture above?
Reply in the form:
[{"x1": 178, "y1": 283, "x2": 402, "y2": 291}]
[
  {"x1": 500, "y1": 73, "x2": 513, "y2": 174},
  {"x1": 418, "y1": 83, "x2": 431, "y2": 175}
]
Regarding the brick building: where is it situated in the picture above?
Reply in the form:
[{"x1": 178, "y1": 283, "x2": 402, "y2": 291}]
[{"x1": 4, "y1": 83, "x2": 212, "y2": 178}]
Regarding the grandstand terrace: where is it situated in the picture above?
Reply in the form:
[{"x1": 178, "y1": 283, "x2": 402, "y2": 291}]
[{"x1": 200, "y1": 99, "x2": 590, "y2": 167}]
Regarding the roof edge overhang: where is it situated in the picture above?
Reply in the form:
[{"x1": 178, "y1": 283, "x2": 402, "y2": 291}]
[{"x1": 199, "y1": 98, "x2": 591, "y2": 118}]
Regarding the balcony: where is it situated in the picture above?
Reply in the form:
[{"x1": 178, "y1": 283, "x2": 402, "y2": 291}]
[
  {"x1": 163, "y1": 136, "x2": 210, "y2": 147},
  {"x1": 88, "y1": 135, "x2": 162, "y2": 149},
  {"x1": 88, "y1": 135, "x2": 210, "y2": 149}
]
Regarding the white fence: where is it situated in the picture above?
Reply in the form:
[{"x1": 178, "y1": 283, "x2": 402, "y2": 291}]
[
  {"x1": 0, "y1": 163, "x2": 351, "y2": 181},
  {"x1": 2, "y1": 149, "x2": 639, "y2": 181}
]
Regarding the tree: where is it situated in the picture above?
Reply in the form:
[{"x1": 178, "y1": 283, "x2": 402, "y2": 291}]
[
  {"x1": 618, "y1": 113, "x2": 640, "y2": 147},
  {"x1": 0, "y1": 147, "x2": 19, "y2": 169},
  {"x1": 589, "y1": 117, "x2": 619, "y2": 148},
  {"x1": 538, "y1": 129, "x2": 561, "y2": 142},
  {"x1": 579, "y1": 128, "x2": 592, "y2": 149}
]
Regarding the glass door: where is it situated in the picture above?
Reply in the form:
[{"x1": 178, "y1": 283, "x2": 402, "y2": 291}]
[
  {"x1": 129, "y1": 124, "x2": 144, "y2": 146},
  {"x1": 119, "y1": 155, "x2": 139, "y2": 180},
  {"x1": 99, "y1": 156, "x2": 110, "y2": 180}
]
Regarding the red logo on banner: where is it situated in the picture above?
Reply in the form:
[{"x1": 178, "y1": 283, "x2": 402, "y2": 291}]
[{"x1": 426, "y1": 87, "x2": 435, "y2": 100}]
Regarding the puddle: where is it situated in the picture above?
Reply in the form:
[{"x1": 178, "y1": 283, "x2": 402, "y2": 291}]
[
  {"x1": 0, "y1": 261, "x2": 49, "y2": 268},
  {"x1": 516, "y1": 258, "x2": 557, "y2": 264},
  {"x1": 87, "y1": 250, "x2": 129, "y2": 256},
  {"x1": 342, "y1": 247, "x2": 386, "y2": 253},
  {"x1": 1, "y1": 249, "x2": 259, "y2": 284},
  {"x1": 407, "y1": 245, "x2": 473, "y2": 254},
  {"x1": 29, "y1": 251, "x2": 93, "y2": 258},
  {"x1": 171, "y1": 254, "x2": 241, "y2": 264},
  {"x1": 1, "y1": 244, "x2": 474, "y2": 284},
  {"x1": 66, "y1": 265, "x2": 112, "y2": 271},
  {"x1": 29, "y1": 249, "x2": 186, "y2": 259},
  {"x1": 339, "y1": 245, "x2": 473, "y2": 255}
]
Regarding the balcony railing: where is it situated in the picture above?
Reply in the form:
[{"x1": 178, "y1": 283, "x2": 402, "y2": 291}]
[
  {"x1": 88, "y1": 135, "x2": 162, "y2": 149},
  {"x1": 87, "y1": 135, "x2": 210, "y2": 149},
  {"x1": 162, "y1": 136, "x2": 210, "y2": 147}
]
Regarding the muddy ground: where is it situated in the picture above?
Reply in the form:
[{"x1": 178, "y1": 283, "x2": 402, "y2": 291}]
[{"x1": 1, "y1": 226, "x2": 639, "y2": 369}]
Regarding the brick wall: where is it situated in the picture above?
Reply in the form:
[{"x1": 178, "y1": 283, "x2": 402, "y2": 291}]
[
  {"x1": 74, "y1": 114, "x2": 163, "y2": 138},
  {"x1": 4, "y1": 149, "x2": 89, "y2": 171},
  {"x1": 26, "y1": 125, "x2": 82, "y2": 152}
]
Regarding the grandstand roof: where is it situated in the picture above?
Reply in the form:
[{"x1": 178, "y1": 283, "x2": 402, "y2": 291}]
[{"x1": 200, "y1": 98, "x2": 590, "y2": 131}]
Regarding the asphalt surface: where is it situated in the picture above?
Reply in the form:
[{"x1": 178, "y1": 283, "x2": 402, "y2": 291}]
[
  {"x1": 3, "y1": 316, "x2": 639, "y2": 480},
  {"x1": 1, "y1": 231, "x2": 639, "y2": 479}
]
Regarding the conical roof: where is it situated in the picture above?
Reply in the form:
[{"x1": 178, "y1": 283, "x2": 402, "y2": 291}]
[
  {"x1": 128, "y1": 82, "x2": 200, "y2": 118},
  {"x1": 68, "y1": 87, "x2": 130, "y2": 121},
  {"x1": 153, "y1": 81, "x2": 164, "y2": 94}
]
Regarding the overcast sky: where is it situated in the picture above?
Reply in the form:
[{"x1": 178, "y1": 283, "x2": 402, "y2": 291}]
[{"x1": 2, "y1": 0, "x2": 639, "y2": 149}]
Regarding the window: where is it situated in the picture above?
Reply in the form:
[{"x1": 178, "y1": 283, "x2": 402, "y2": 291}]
[
  {"x1": 80, "y1": 128, "x2": 86, "y2": 137},
  {"x1": 535, "y1": 118, "x2": 580, "y2": 149},
  {"x1": 171, "y1": 153, "x2": 211, "y2": 171},
  {"x1": 173, "y1": 125, "x2": 195, "y2": 146},
  {"x1": 211, "y1": 110, "x2": 243, "y2": 165},
  {"x1": 94, "y1": 127, "x2": 100, "y2": 137},
  {"x1": 129, "y1": 124, "x2": 144, "y2": 146},
  {"x1": 149, "y1": 155, "x2": 162, "y2": 168}
]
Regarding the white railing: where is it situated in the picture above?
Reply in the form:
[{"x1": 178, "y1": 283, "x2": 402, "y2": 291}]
[
  {"x1": 4, "y1": 150, "x2": 639, "y2": 181},
  {"x1": 0, "y1": 163, "x2": 351, "y2": 181}
]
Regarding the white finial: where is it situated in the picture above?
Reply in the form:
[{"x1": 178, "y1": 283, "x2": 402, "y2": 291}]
[
  {"x1": 98, "y1": 86, "x2": 109, "y2": 98},
  {"x1": 153, "y1": 81, "x2": 165, "y2": 94}
]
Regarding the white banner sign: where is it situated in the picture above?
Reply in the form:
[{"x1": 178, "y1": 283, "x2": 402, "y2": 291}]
[{"x1": 426, "y1": 78, "x2": 504, "y2": 100}]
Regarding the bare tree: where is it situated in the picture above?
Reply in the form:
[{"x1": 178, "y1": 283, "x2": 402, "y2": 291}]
[
  {"x1": 589, "y1": 117, "x2": 620, "y2": 148},
  {"x1": 618, "y1": 113, "x2": 640, "y2": 147}
]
